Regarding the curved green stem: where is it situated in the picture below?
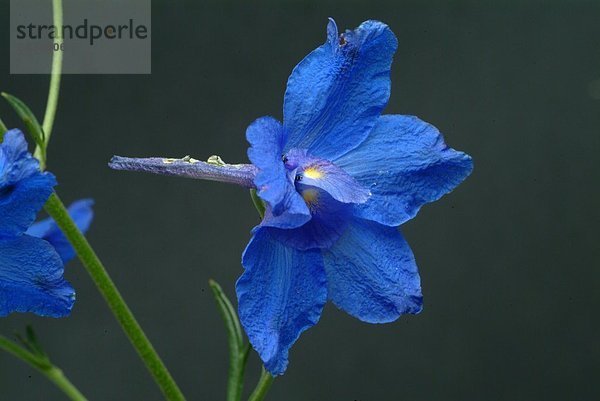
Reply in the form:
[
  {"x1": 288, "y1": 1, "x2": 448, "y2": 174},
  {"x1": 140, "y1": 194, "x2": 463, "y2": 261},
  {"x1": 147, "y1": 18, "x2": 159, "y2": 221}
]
[
  {"x1": 0, "y1": 336, "x2": 88, "y2": 401},
  {"x1": 247, "y1": 368, "x2": 274, "y2": 401},
  {"x1": 44, "y1": 192, "x2": 186, "y2": 401}
]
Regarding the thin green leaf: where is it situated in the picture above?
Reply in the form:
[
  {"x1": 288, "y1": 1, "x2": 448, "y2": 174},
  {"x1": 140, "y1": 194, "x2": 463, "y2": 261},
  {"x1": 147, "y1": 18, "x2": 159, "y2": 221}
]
[
  {"x1": 14, "y1": 326, "x2": 49, "y2": 361},
  {"x1": 26, "y1": 325, "x2": 48, "y2": 359},
  {"x1": 0, "y1": 116, "x2": 7, "y2": 139},
  {"x1": 209, "y1": 279, "x2": 243, "y2": 351},
  {"x1": 0, "y1": 333, "x2": 89, "y2": 400},
  {"x1": 241, "y1": 342, "x2": 250, "y2": 364},
  {"x1": 209, "y1": 279, "x2": 248, "y2": 401},
  {"x1": 1, "y1": 92, "x2": 45, "y2": 147},
  {"x1": 250, "y1": 189, "x2": 266, "y2": 219},
  {"x1": 15, "y1": 333, "x2": 33, "y2": 353},
  {"x1": 0, "y1": 335, "x2": 51, "y2": 371}
]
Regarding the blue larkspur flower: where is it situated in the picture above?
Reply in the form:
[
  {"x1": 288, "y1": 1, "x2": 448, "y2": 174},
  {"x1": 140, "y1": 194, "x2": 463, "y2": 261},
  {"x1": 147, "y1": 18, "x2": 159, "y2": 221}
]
[
  {"x1": 0, "y1": 129, "x2": 76, "y2": 317},
  {"x1": 109, "y1": 19, "x2": 473, "y2": 375}
]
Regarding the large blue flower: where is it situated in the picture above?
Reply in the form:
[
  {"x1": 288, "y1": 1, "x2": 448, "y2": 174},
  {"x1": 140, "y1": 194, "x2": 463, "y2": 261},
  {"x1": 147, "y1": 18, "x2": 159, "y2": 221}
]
[
  {"x1": 0, "y1": 129, "x2": 75, "y2": 317},
  {"x1": 109, "y1": 19, "x2": 473, "y2": 376}
]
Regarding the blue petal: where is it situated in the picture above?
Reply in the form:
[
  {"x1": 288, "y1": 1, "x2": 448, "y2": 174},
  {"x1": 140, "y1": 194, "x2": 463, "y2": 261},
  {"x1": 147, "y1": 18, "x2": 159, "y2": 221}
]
[
  {"x1": 0, "y1": 235, "x2": 75, "y2": 317},
  {"x1": 284, "y1": 148, "x2": 370, "y2": 204},
  {"x1": 322, "y1": 218, "x2": 422, "y2": 323},
  {"x1": 259, "y1": 203, "x2": 310, "y2": 230},
  {"x1": 270, "y1": 188, "x2": 351, "y2": 250},
  {"x1": 335, "y1": 115, "x2": 473, "y2": 226},
  {"x1": 0, "y1": 129, "x2": 56, "y2": 236},
  {"x1": 237, "y1": 228, "x2": 327, "y2": 375},
  {"x1": 283, "y1": 19, "x2": 397, "y2": 160},
  {"x1": 27, "y1": 199, "x2": 94, "y2": 263},
  {"x1": 246, "y1": 117, "x2": 310, "y2": 229}
]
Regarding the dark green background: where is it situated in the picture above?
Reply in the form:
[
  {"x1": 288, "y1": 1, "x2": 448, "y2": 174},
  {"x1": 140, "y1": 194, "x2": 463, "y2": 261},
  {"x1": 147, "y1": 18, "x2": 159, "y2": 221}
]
[{"x1": 1, "y1": 1, "x2": 599, "y2": 400}]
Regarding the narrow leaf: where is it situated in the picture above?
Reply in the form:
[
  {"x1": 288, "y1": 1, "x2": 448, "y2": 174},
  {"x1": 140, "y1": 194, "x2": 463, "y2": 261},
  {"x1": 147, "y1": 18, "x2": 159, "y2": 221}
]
[
  {"x1": 15, "y1": 333, "x2": 33, "y2": 353},
  {"x1": 0, "y1": 116, "x2": 7, "y2": 139},
  {"x1": 1, "y1": 92, "x2": 45, "y2": 147},
  {"x1": 0, "y1": 335, "x2": 51, "y2": 371},
  {"x1": 209, "y1": 279, "x2": 243, "y2": 350},
  {"x1": 14, "y1": 326, "x2": 48, "y2": 361},
  {"x1": 249, "y1": 189, "x2": 266, "y2": 219},
  {"x1": 209, "y1": 279, "x2": 248, "y2": 401},
  {"x1": 26, "y1": 325, "x2": 48, "y2": 359}
]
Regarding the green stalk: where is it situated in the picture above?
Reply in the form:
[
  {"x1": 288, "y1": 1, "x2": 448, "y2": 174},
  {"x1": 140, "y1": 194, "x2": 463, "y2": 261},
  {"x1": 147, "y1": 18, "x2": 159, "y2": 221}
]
[
  {"x1": 44, "y1": 193, "x2": 186, "y2": 401},
  {"x1": 247, "y1": 368, "x2": 274, "y2": 401},
  {"x1": 0, "y1": 336, "x2": 88, "y2": 401},
  {"x1": 31, "y1": 1, "x2": 185, "y2": 397},
  {"x1": 35, "y1": 0, "x2": 64, "y2": 166}
]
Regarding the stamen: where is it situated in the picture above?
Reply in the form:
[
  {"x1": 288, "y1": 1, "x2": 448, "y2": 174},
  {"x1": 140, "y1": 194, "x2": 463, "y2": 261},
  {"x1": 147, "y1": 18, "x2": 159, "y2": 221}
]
[{"x1": 303, "y1": 167, "x2": 323, "y2": 179}]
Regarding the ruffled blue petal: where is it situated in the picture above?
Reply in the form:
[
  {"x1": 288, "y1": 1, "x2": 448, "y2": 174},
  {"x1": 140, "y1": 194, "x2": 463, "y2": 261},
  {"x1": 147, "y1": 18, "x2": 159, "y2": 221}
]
[
  {"x1": 237, "y1": 228, "x2": 327, "y2": 375},
  {"x1": 27, "y1": 199, "x2": 94, "y2": 263},
  {"x1": 0, "y1": 130, "x2": 40, "y2": 181},
  {"x1": 284, "y1": 148, "x2": 369, "y2": 204},
  {"x1": 335, "y1": 115, "x2": 473, "y2": 226},
  {"x1": 246, "y1": 117, "x2": 310, "y2": 229},
  {"x1": 283, "y1": 19, "x2": 397, "y2": 160},
  {"x1": 322, "y1": 218, "x2": 422, "y2": 323},
  {"x1": 0, "y1": 235, "x2": 75, "y2": 317},
  {"x1": 0, "y1": 130, "x2": 56, "y2": 236}
]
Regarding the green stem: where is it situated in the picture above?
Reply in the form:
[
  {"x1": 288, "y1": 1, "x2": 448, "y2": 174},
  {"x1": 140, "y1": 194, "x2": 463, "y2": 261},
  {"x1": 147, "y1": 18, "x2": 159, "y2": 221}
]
[
  {"x1": 247, "y1": 368, "x2": 274, "y2": 401},
  {"x1": 0, "y1": 336, "x2": 88, "y2": 401},
  {"x1": 44, "y1": 192, "x2": 186, "y2": 401},
  {"x1": 44, "y1": 366, "x2": 88, "y2": 401},
  {"x1": 234, "y1": 344, "x2": 251, "y2": 400},
  {"x1": 34, "y1": 0, "x2": 63, "y2": 166},
  {"x1": 224, "y1": 343, "x2": 250, "y2": 401},
  {"x1": 42, "y1": 0, "x2": 63, "y2": 142}
]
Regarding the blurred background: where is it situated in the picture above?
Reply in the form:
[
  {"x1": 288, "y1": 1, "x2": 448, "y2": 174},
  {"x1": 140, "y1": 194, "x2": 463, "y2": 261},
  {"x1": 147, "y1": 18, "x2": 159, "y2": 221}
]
[{"x1": 1, "y1": 1, "x2": 599, "y2": 400}]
